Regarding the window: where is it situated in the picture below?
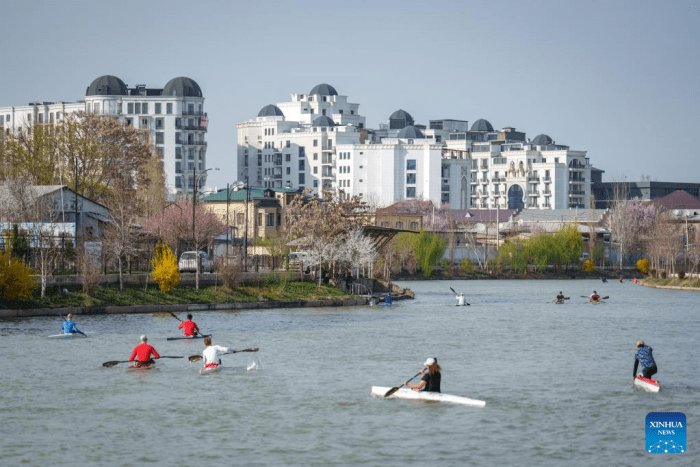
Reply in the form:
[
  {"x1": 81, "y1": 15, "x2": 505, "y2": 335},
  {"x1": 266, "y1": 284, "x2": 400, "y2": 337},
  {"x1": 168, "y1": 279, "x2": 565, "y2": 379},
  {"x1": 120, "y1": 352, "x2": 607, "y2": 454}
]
[
  {"x1": 87, "y1": 103, "x2": 92, "y2": 113},
  {"x1": 135, "y1": 103, "x2": 141, "y2": 114},
  {"x1": 141, "y1": 118, "x2": 148, "y2": 127},
  {"x1": 94, "y1": 103, "x2": 100, "y2": 113},
  {"x1": 313, "y1": 139, "x2": 318, "y2": 147},
  {"x1": 175, "y1": 162, "x2": 182, "y2": 173},
  {"x1": 155, "y1": 103, "x2": 161, "y2": 114},
  {"x1": 175, "y1": 177, "x2": 182, "y2": 188},
  {"x1": 258, "y1": 213, "x2": 263, "y2": 226},
  {"x1": 166, "y1": 103, "x2": 173, "y2": 114},
  {"x1": 313, "y1": 180, "x2": 318, "y2": 188},
  {"x1": 313, "y1": 153, "x2": 318, "y2": 160},
  {"x1": 286, "y1": 167, "x2": 290, "y2": 175},
  {"x1": 396, "y1": 222, "x2": 404, "y2": 229},
  {"x1": 266, "y1": 213, "x2": 275, "y2": 226},
  {"x1": 410, "y1": 222, "x2": 418, "y2": 230},
  {"x1": 285, "y1": 154, "x2": 290, "y2": 162},
  {"x1": 142, "y1": 103, "x2": 148, "y2": 114},
  {"x1": 286, "y1": 140, "x2": 290, "y2": 148},
  {"x1": 406, "y1": 173, "x2": 416, "y2": 184},
  {"x1": 128, "y1": 103, "x2": 134, "y2": 114},
  {"x1": 156, "y1": 132, "x2": 164, "y2": 144},
  {"x1": 407, "y1": 159, "x2": 416, "y2": 170},
  {"x1": 406, "y1": 187, "x2": 416, "y2": 198},
  {"x1": 38, "y1": 114, "x2": 43, "y2": 123},
  {"x1": 298, "y1": 160, "x2": 305, "y2": 171},
  {"x1": 313, "y1": 167, "x2": 318, "y2": 174},
  {"x1": 236, "y1": 213, "x2": 244, "y2": 224},
  {"x1": 298, "y1": 174, "x2": 305, "y2": 184}
]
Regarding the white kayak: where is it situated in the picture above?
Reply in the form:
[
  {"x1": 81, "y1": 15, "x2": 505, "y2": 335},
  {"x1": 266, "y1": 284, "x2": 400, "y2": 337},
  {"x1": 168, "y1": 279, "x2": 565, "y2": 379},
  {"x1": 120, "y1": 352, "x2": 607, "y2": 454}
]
[
  {"x1": 370, "y1": 386, "x2": 485, "y2": 407},
  {"x1": 633, "y1": 375, "x2": 660, "y2": 392},
  {"x1": 48, "y1": 333, "x2": 86, "y2": 338}
]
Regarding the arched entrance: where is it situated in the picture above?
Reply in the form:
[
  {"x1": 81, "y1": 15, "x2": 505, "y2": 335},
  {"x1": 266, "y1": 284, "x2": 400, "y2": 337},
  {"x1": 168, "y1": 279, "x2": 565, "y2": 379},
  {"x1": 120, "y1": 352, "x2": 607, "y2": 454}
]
[{"x1": 508, "y1": 185, "x2": 524, "y2": 210}]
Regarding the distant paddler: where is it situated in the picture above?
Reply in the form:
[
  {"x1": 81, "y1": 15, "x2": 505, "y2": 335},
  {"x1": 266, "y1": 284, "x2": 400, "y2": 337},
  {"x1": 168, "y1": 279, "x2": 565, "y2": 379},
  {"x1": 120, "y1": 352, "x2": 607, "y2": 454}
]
[
  {"x1": 589, "y1": 291, "x2": 601, "y2": 302},
  {"x1": 62, "y1": 313, "x2": 86, "y2": 336},
  {"x1": 178, "y1": 313, "x2": 200, "y2": 337},
  {"x1": 555, "y1": 291, "x2": 569, "y2": 303}
]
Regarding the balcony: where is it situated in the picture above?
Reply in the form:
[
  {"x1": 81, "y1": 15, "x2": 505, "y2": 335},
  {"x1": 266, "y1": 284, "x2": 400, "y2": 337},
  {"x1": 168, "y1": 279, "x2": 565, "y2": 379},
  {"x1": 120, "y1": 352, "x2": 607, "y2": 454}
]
[
  {"x1": 182, "y1": 110, "x2": 207, "y2": 117},
  {"x1": 569, "y1": 189, "x2": 585, "y2": 195},
  {"x1": 529, "y1": 191, "x2": 539, "y2": 196},
  {"x1": 543, "y1": 177, "x2": 551, "y2": 182},
  {"x1": 491, "y1": 177, "x2": 506, "y2": 183},
  {"x1": 569, "y1": 177, "x2": 586, "y2": 183},
  {"x1": 568, "y1": 203, "x2": 585, "y2": 208},
  {"x1": 441, "y1": 185, "x2": 450, "y2": 192},
  {"x1": 180, "y1": 140, "x2": 208, "y2": 147},
  {"x1": 175, "y1": 123, "x2": 208, "y2": 132},
  {"x1": 528, "y1": 176, "x2": 540, "y2": 182}
]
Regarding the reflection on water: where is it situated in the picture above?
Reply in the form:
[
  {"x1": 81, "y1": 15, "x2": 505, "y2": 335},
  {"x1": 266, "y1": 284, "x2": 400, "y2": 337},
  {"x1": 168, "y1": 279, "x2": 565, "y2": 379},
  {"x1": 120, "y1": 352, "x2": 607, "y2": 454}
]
[{"x1": 0, "y1": 279, "x2": 697, "y2": 466}]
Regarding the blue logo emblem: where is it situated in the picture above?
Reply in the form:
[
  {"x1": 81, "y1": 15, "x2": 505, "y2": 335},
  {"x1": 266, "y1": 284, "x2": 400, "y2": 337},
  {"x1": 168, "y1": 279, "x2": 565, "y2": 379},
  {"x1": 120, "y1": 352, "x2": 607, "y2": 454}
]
[{"x1": 646, "y1": 412, "x2": 686, "y2": 454}]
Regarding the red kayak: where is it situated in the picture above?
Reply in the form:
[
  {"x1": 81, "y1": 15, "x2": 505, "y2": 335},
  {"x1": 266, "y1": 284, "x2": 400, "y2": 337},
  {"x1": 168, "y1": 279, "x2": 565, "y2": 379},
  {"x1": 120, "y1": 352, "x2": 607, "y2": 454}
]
[{"x1": 634, "y1": 375, "x2": 660, "y2": 392}]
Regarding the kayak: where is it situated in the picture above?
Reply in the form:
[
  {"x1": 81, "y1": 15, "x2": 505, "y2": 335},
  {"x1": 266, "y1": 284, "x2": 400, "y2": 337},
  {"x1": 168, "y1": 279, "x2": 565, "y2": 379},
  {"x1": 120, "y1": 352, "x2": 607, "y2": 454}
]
[
  {"x1": 555, "y1": 300, "x2": 565, "y2": 304},
  {"x1": 166, "y1": 334, "x2": 212, "y2": 341},
  {"x1": 589, "y1": 300, "x2": 604, "y2": 305},
  {"x1": 127, "y1": 362, "x2": 158, "y2": 371},
  {"x1": 200, "y1": 363, "x2": 222, "y2": 375},
  {"x1": 48, "y1": 333, "x2": 86, "y2": 338},
  {"x1": 370, "y1": 386, "x2": 485, "y2": 407},
  {"x1": 634, "y1": 375, "x2": 660, "y2": 392}
]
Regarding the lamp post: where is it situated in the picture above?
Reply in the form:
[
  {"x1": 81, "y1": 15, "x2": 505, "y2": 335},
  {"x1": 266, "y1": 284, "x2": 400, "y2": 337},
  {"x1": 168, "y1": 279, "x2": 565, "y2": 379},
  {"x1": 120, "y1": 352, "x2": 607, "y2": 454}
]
[
  {"x1": 191, "y1": 166, "x2": 218, "y2": 289},
  {"x1": 233, "y1": 176, "x2": 270, "y2": 271}
]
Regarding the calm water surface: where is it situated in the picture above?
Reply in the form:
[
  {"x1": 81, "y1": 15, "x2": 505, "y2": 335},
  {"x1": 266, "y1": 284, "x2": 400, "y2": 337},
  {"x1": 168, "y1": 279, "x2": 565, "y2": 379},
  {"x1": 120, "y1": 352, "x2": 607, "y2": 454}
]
[{"x1": 0, "y1": 280, "x2": 697, "y2": 466}]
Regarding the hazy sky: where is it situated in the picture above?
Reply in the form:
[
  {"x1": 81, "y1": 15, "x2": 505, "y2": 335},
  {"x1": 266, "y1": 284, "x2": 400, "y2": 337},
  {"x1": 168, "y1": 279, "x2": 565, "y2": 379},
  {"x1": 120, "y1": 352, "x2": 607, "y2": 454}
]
[{"x1": 2, "y1": 0, "x2": 699, "y2": 189}]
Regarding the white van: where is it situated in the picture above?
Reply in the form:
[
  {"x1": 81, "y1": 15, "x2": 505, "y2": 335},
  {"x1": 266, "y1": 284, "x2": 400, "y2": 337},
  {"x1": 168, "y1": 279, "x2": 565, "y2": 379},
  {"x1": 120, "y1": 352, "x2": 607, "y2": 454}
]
[{"x1": 178, "y1": 251, "x2": 214, "y2": 273}]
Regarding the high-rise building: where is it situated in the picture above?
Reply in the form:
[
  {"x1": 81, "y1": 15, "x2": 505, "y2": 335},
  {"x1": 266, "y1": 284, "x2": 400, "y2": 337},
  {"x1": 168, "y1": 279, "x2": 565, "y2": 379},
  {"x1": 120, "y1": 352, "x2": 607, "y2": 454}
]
[{"x1": 0, "y1": 75, "x2": 208, "y2": 196}]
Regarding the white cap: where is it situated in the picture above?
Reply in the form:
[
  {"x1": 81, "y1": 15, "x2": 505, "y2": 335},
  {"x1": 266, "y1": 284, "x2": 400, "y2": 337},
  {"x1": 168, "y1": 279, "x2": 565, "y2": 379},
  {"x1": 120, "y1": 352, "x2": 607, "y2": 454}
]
[
  {"x1": 424, "y1": 358, "x2": 436, "y2": 366},
  {"x1": 140, "y1": 335, "x2": 147, "y2": 341}
]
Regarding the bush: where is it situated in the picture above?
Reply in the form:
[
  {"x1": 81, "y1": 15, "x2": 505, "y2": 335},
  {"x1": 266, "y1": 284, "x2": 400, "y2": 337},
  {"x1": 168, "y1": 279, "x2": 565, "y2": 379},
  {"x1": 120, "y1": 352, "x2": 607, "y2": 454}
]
[
  {"x1": 661, "y1": 271, "x2": 667, "y2": 279},
  {"x1": 582, "y1": 259, "x2": 595, "y2": 273},
  {"x1": 219, "y1": 260, "x2": 242, "y2": 292},
  {"x1": 0, "y1": 246, "x2": 35, "y2": 300},
  {"x1": 636, "y1": 257, "x2": 650, "y2": 275},
  {"x1": 459, "y1": 259, "x2": 474, "y2": 274},
  {"x1": 151, "y1": 242, "x2": 180, "y2": 293},
  {"x1": 678, "y1": 270, "x2": 686, "y2": 279}
]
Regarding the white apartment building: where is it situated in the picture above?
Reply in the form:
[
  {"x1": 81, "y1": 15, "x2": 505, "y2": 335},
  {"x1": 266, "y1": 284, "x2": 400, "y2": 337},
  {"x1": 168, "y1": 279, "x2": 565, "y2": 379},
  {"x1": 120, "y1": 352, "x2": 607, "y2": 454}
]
[
  {"x1": 236, "y1": 86, "x2": 592, "y2": 210},
  {"x1": 236, "y1": 83, "x2": 365, "y2": 191},
  {"x1": 0, "y1": 74, "x2": 207, "y2": 196}
]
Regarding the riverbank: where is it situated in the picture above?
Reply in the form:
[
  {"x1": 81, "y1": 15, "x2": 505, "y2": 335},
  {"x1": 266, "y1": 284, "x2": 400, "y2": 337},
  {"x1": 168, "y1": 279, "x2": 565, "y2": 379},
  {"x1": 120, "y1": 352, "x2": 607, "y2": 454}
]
[
  {"x1": 393, "y1": 268, "x2": 631, "y2": 281},
  {"x1": 641, "y1": 277, "x2": 700, "y2": 291}
]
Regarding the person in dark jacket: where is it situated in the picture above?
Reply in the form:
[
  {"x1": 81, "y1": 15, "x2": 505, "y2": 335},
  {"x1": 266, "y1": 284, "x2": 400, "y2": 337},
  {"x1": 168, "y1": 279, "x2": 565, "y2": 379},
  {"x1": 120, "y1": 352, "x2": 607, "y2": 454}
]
[
  {"x1": 408, "y1": 358, "x2": 441, "y2": 393},
  {"x1": 633, "y1": 340, "x2": 657, "y2": 380}
]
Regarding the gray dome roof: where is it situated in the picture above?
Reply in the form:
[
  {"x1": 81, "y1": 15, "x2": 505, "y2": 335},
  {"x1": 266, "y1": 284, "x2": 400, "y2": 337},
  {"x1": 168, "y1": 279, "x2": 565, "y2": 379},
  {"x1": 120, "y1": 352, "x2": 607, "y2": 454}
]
[
  {"x1": 470, "y1": 119, "x2": 494, "y2": 132},
  {"x1": 531, "y1": 134, "x2": 553, "y2": 145},
  {"x1": 163, "y1": 77, "x2": 203, "y2": 97},
  {"x1": 86, "y1": 75, "x2": 127, "y2": 96},
  {"x1": 397, "y1": 125, "x2": 424, "y2": 139},
  {"x1": 258, "y1": 104, "x2": 284, "y2": 117},
  {"x1": 309, "y1": 83, "x2": 338, "y2": 96},
  {"x1": 312, "y1": 115, "x2": 336, "y2": 127},
  {"x1": 390, "y1": 109, "x2": 414, "y2": 121}
]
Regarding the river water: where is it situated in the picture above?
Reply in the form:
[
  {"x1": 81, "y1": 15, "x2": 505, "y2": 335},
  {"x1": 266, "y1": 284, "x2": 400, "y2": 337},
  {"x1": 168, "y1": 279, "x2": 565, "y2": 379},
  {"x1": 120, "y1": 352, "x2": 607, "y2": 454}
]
[{"x1": 0, "y1": 279, "x2": 697, "y2": 466}]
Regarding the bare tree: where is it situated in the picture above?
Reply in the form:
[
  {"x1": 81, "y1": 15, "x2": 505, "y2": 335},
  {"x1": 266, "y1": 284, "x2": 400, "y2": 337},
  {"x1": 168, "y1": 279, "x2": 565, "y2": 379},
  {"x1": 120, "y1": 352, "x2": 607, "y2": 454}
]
[{"x1": 606, "y1": 180, "x2": 630, "y2": 270}]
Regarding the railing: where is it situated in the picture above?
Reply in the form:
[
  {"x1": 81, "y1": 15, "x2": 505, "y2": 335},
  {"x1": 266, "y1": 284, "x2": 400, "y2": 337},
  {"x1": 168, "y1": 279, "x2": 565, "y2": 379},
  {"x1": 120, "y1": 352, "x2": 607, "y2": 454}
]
[
  {"x1": 529, "y1": 191, "x2": 539, "y2": 196},
  {"x1": 569, "y1": 177, "x2": 585, "y2": 183},
  {"x1": 528, "y1": 176, "x2": 540, "y2": 182},
  {"x1": 491, "y1": 177, "x2": 506, "y2": 182},
  {"x1": 569, "y1": 189, "x2": 585, "y2": 195},
  {"x1": 175, "y1": 123, "x2": 208, "y2": 131},
  {"x1": 182, "y1": 110, "x2": 207, "y2": 116},
  {"x1": 180, "y1": 141, "x2": 207, "y2": 146},
  {"x1": 543, "y1": 177, "x2": 551, "y2": 182}
]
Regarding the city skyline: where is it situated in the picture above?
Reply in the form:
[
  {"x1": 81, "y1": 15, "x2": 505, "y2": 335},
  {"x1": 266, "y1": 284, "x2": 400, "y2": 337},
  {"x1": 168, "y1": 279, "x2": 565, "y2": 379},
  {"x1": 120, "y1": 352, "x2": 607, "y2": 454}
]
[{"x1": 2, "y1": 0, "x2": 698, "y2": 192}]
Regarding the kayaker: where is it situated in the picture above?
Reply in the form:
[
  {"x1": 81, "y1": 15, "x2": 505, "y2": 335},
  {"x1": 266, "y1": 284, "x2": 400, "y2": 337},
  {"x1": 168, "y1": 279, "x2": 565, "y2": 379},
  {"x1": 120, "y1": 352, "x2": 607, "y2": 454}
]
[
  {"x1": 178, "y1": 313, "x2": 200, "y2": 337},
  {"x1": 601, "y1": 277, "x2": 608, "y2": 283},
  {"x1": 407, "y1": 358, "x2": 441, "y2": 393},
  {"x1": 556, "y1": 291, "x2": 565, "y2": 302},
  {"x1": 62, "y1": 313, "x2": 82, "y2": 334},
  {"x1": 589, "y1": 291, "x2": 600, "y2": 302},
  {"x1": 129, "y1": 335, "x2": 160, "y2": 366},
  {"x1": 201, "y1": 336, "x2": 234, "y2": 369},
  {"x1": 633, "y1": 340, "x2": 658, "y2": 381}
]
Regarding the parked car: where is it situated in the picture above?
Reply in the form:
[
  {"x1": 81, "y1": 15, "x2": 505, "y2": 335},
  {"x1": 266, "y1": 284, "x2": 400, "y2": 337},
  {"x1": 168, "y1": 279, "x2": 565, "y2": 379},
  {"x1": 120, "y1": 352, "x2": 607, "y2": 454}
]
[
  {"x1": 579, "y1": 252, "x2": 590, "y2": 262},
  {"x1": 178, "y1": 251, "x2": 214, "y2": 273}
]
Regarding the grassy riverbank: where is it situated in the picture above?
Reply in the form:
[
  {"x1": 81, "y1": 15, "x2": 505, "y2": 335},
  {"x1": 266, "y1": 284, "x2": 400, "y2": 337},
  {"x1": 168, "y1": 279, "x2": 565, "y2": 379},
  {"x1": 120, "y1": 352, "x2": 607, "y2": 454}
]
[
  {"x1": 0, "y1": 280, "x2": 352, "y2": 310},
  {"x1": 642, "y1": 277, "x2": 700, "y2": 290}
]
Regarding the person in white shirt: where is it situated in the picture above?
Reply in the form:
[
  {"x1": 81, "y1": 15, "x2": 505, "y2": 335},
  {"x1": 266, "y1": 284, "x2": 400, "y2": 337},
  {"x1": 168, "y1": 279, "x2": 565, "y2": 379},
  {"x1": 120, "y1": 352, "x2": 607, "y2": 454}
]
[{"x1": 201, "y1": 336, "x2": 233, "y2": 369}]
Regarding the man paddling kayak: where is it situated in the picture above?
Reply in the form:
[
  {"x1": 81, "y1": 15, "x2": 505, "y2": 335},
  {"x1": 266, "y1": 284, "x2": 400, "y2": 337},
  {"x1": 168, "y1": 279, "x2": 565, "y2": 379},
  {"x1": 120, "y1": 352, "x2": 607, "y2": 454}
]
[
  {"x1": 62, "y1": 313, "x2": 83, "y2": 335},
  {"x1": 555, "y1": 292, "x2": 568, "y2": 303},
  {"x1": 633, "y1": 340, "x2": 658, "y2": 380},
  {"x1": 201, "y1": 336, "x2": 234, "y2": 370},
  {"x1": 129, "y1": 335, "x2": 160, "y2": 367},
  {"x1": 178, "y1": 314, "x2": 200, "y2": 337},
  {"x1": 589, "y1": 291, "x2": 601, "y2": 302},
  {"x1": 407, "y1": 358, "x2": 441, "y2": 393}
]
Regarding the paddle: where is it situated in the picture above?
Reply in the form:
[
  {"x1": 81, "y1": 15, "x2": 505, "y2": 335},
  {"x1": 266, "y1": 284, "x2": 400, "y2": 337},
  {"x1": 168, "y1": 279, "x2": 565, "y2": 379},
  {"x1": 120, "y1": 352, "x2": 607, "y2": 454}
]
[
  {"x1": 384, "y1": 369, "x2": 425, "y2": 397},
  {"x1": 102, "y1": 356, "x2": 184, "y2": 368},
  {"x1": 188, "y1": 347, "x2": 259, "y2": 362},
  {"x1": 169, "y1": 311, "x2": 202, "y2": 336},
  {"x1": 58, "y1": 313, "x2": 87, "y2": 337},
  {"x1": 449, "y1": 287, "x2": 470, "y2": 306}
]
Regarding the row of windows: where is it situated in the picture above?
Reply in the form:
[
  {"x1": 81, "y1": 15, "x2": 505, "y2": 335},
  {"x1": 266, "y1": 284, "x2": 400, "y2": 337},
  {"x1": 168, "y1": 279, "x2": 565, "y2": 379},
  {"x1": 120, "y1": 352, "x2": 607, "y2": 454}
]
[{"x1": 380, "y1": 221, "x2": 419, "y2": 230}]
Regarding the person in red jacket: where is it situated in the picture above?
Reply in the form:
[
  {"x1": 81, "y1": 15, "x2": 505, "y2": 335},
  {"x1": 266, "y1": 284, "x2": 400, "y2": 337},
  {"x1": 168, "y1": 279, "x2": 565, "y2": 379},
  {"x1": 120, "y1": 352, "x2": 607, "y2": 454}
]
[
  {"x1": 129, "y1": 335, "x2": 160, "y2": 367},
  {"x1": 178, "y1": 314, "x2": 200, "y2": 337}
]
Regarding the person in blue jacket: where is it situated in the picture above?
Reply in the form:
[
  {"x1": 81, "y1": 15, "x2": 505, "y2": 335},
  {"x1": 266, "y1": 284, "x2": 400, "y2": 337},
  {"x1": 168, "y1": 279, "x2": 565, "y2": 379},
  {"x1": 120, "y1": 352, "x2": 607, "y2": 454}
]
[
  {"x1": 62, "y1": 314, "x2": 82, "y2": 335},
  {"x1": 633, "y1": 340, "x2": 657, "y2": 380}
]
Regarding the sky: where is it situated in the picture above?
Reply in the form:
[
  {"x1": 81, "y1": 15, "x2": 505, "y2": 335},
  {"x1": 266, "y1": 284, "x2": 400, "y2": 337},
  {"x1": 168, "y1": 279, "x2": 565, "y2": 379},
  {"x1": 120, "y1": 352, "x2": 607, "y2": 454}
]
[{"x1": 2, "y1": 0, "x2": 699, "y2": 189}]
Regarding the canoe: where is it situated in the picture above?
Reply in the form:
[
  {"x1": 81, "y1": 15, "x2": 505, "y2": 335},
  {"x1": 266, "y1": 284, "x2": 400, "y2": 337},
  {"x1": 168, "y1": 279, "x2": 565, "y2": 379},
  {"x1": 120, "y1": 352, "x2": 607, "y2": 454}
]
[
  {"x1": 634, "y1": 375, "x2": 660, "y2": 393},
  {"x1": 370, "y1": 386, "x2": 485, "y2": 407},
  {"x1": 200, "y1": 363, "x2": 222, "y2": 375},
  {"x1": 166, "y1": 334, "x2": 212, "y2": 341},
  {"x1": 48, "y1": 333, "x2": 86, "y2": 338}
]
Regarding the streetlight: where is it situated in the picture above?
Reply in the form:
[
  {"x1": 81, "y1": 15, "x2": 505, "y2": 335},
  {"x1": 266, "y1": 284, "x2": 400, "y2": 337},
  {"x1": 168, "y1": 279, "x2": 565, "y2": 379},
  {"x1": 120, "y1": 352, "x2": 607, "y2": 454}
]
[{"x1": 232, "y1": 176, "x2": 270, "y2": 270}]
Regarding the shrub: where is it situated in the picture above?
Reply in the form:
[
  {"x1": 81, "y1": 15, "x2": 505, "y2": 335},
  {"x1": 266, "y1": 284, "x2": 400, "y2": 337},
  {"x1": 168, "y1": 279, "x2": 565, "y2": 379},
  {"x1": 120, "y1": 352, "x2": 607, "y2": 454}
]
[
  {"x1": 636, "y1": 257, "x2": 650, "y2": 275},
  {"x1": 0, "y1": 244, "x2": 35, "y2": 300},
  {"x1": 678, "y1": 270, "x2": 686, "y2": 279},
  {"x1": 661, "y1": 271, "x2": 667, "y2": 279},
  {"x1": 219, "y1": 261, "x2": 242, "y2": 292},
  {"x1": 459, "y1": 259, "x2": 474, "y2": 274},
  {"x1": 582, "y1": 259, "x2": 595, "y2": 273},
  {"x1": 151, "y1": 242, "x2": 180, "y2": 293}
]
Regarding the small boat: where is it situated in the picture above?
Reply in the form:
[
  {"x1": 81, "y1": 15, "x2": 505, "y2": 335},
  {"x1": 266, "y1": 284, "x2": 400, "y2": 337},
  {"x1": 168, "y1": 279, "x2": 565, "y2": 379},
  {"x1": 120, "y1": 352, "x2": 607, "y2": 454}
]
[
  {"x1": 555, "y1": 300, "x2": 566, "y2": 305},
  {"x1": 127, "y1": 362, "x2": 158, "y2": 371},
  {"x1": 166, "y1": 334, "x2": 212, "y2": 341},
  {"x1": 634, "y1": 375, "x2": 660, "y2": 392},
  {"x1": 48, "y1": 333, "x2": 86, "y2": 338},
  {"x1": 589, "y1": 300, "x2": 605, "y2": 305},
  {"x1": 200, "y1": 363, "x2": 222, "y2": 375},
  {"x1": 370, "y1": 386, "x2": 485, "y2": 407}
]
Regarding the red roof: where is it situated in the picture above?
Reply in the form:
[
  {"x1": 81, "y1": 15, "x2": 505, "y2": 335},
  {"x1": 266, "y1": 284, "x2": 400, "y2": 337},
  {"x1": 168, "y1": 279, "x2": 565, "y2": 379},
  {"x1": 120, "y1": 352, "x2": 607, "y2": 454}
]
[{"x1": 655, "y1": 190, "x2": 700, "y2": 210}]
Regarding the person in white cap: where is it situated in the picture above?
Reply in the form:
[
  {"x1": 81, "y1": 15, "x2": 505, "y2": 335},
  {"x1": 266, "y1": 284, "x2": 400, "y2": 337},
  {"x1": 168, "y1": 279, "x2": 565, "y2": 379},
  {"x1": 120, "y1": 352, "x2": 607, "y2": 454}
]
[
  {"x1": 407, "y1": 358, "x2": 441, "y2": 393},
  {"x1": 201, "y1": 336, "x2": 234, "y2": 370},
  {"x1": 128, "y1": 335, "x2": 160, "y2": 368}
]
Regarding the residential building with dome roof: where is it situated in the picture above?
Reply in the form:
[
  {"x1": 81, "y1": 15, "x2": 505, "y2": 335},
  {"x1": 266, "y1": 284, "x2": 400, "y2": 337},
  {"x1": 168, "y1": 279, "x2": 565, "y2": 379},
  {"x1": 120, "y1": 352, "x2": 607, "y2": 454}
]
[{"x1": 0, "y1": 74, "x2": 207, "y2": 196}]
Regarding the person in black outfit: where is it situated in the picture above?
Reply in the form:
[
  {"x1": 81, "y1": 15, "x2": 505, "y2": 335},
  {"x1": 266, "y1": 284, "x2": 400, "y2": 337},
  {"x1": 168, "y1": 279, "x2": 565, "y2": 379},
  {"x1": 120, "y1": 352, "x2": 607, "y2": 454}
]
[{"x1": 408, "y1": 358, "x2": 441, "y2": 393}]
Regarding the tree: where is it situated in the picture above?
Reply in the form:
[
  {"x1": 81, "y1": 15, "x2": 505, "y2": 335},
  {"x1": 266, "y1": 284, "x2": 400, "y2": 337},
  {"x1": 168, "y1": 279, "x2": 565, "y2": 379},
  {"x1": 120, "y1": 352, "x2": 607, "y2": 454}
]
[
  {"x1": 412, "y1": 231, "x2": 446, "y2": 277},
  {"x1": 0, "y1": 237, "x2": 35, "y2": 300},
  {"x1": 152, "y1": 241, "x2": 180, "y2": 293},
  {"x1": 607, "y1": 181, "x2": 630, "y2": 269}
]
